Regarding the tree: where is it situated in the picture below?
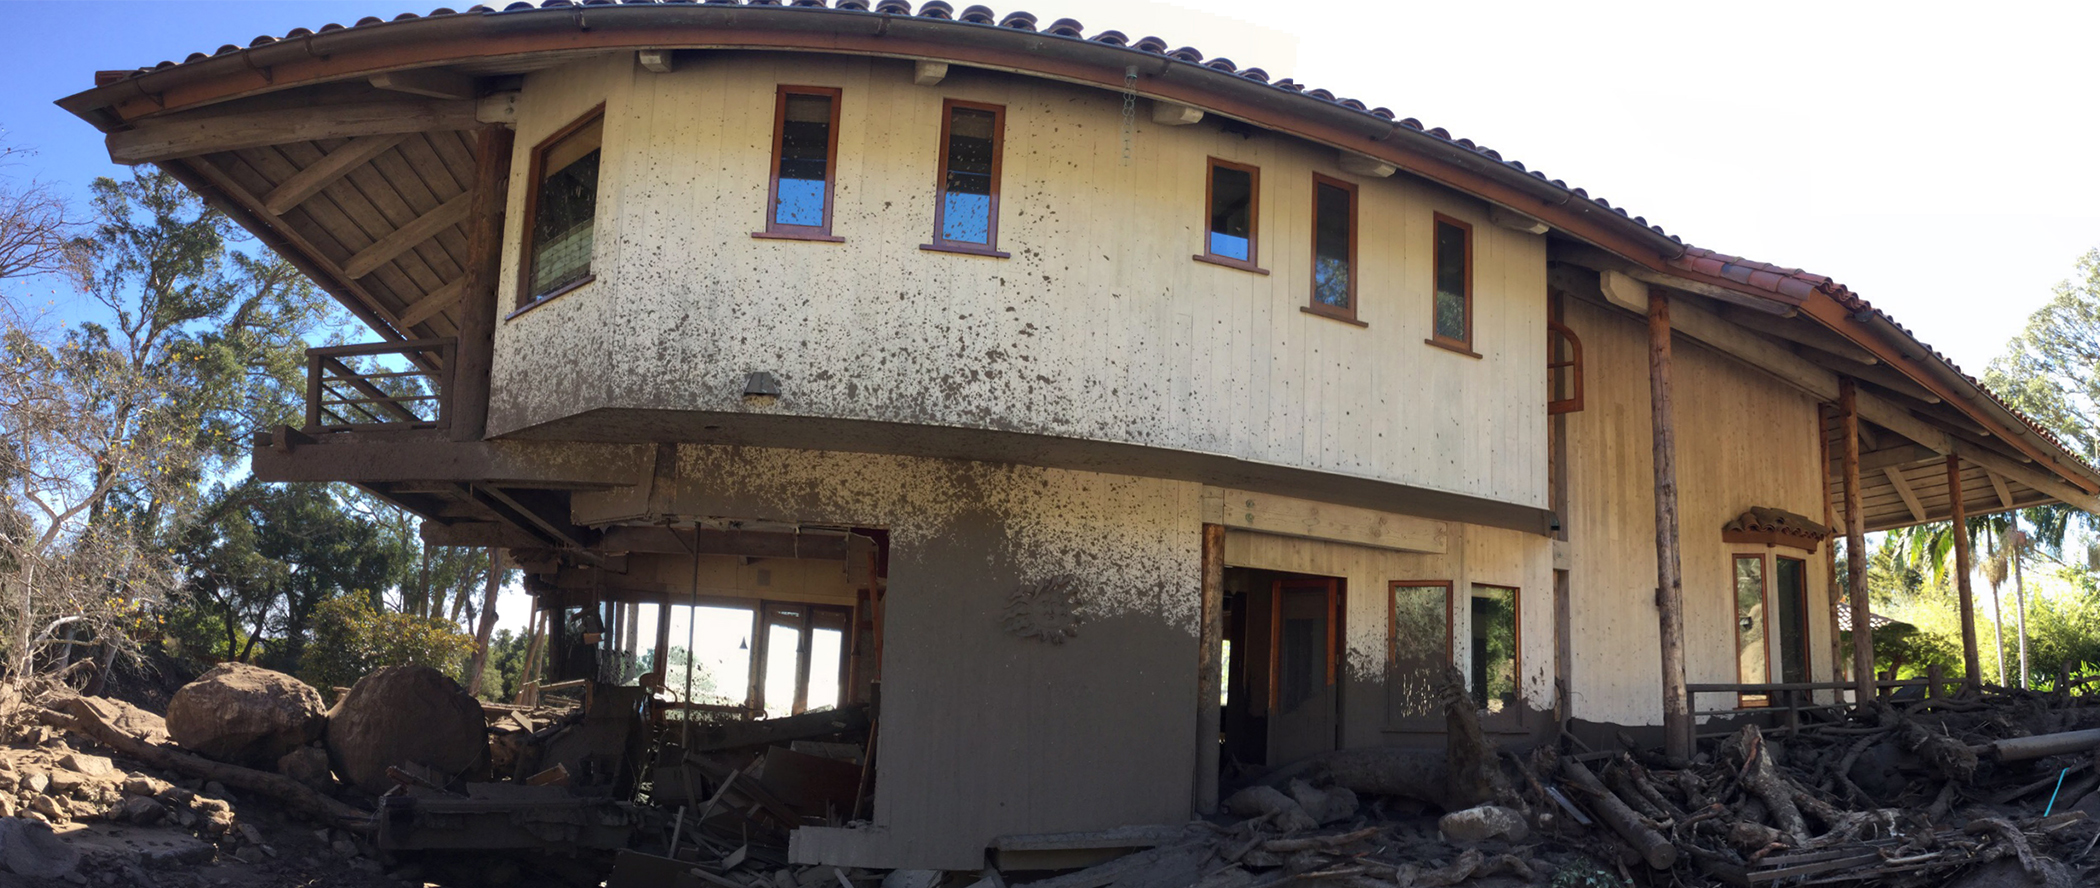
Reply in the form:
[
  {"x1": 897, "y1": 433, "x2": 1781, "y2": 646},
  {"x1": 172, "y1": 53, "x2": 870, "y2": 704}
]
[{"x1": 301, "y1": 594, "x2": 477, "y2": 698}]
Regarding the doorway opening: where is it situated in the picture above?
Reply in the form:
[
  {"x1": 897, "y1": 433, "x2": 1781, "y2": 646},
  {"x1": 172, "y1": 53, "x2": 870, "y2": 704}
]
[{"x1": 1220, "y1": 567, "x2": 1344, "y2": 774}]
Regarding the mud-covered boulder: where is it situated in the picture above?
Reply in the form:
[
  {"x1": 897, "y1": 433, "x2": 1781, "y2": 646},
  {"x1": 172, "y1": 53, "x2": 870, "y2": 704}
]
[
  {"x1": 166, "y1": 663, "x2": 326, "y2": 767},
  {"x1": 325, "y1": 666, "x2": 487, "y2": 795}
]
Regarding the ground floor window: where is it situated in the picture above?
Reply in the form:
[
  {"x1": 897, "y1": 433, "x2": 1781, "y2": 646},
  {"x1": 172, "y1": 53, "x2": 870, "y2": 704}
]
[
  {"x1": 1468, "y1": 585, "x2": 1519, "y2": 715},
  {"x1": 646, "y1": 599, "x2": 851, "y2": 719}
]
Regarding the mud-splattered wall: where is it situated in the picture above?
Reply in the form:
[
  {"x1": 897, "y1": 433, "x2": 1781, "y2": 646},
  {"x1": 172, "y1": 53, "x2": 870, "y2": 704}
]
[
  {"x1": 1562, "y1": 299, "x2": 1832, "y2": 728},
  {"x1": 574, "y1": 445, "x2": 1204, "y2": 869},
  {"x1": 489, "y1": 50, "x2": 1550, "y2": 510}
]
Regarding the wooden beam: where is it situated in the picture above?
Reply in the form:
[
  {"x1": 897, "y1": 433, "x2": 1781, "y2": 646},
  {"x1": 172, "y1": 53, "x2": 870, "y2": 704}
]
[
  {"x1": 1882, "y1": 466, "x2": 1927, "y2": 523},
  {"x1": 1195, "y1": 523, "x2": 1224, "y2": 815},
  {"x1": 1858, "y1": 444, "x2": 1936, "y2": 473},
  {"x1": 1989, "y1": 470, "x2": 2015, "y2": 508},
  {"x1": 1949, "y1": 456, "x2": 1980, "y2": 690},
  {"x1": 108, "y1": 99, "x2": 478, "y2": 165},
  {"x1": 343, "y1": 191, "x2": 473, "y2": 279},
  {"x1": 1840, "y1": 378, "x2": 1873, "y2": 703},
  {"x1": 179, "y1": 156, "x2": 406, "y2": 333},
  {"x1": 1648, "y1": 288, "x2": 1691, "y2": 761},
  {"x1": 638, "y1": 49, "x2": 675, "y2": 74},
  {"x1": 448, "y1": 124, "x2": 512, "y2": 441},
  {"x1": 261, "y1": 134, "x2": 405, "y2": 215},
  {"x1": 1720, "y1": 306, "x2": 1880, "y2": 365},
  {"x1": 369, "y1": 69, "x2": 477, "y2": 100},
  {"x1": 396, "y1": 279, "x2": 465, "y2": 328}
]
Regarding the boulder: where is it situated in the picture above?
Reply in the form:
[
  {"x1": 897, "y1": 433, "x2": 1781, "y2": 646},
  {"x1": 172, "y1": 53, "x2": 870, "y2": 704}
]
[
  {"x1": 71, "y1": 695, "x2": 171, "y2": 746},
  {"x1": 278, "y1": 745, "x2": 335, "y2": 792},
  {"x1": 1224, "y1": 784, "x2": 1319, "y2": 832},
  {"x1": 166, "y1": 663, "x2": 326, "y2": 767},
  {"x1": 0, "y1": 817, "x2": 80, "y2": 879},
  {"x1": 325, "y1": 666, "x2": 488, "y2": 795}
]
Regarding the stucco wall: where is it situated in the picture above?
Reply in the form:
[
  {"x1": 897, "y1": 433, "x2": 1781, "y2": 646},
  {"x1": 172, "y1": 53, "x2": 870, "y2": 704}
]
[
  {"x1": 1562, "y1": 298, "x2": 1833, "y2": 727},
  {"x1": 573, "y1": 445, "x2": 1203, "y2": 869},
  {"x1": 489, "y1": 50, "x2": 1550, "y2": 510}
]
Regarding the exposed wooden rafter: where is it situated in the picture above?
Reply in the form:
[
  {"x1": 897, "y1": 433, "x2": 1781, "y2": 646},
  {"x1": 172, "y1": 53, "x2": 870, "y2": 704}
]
[
  {"x1": 1883, "y1": 466, "x2": 1927, "y2": 523},
  {"x1": 342, "y1": 191, "x2": 472, "y2": 279},
  {"x1": 261, "y1": 134, "x2": 406, "y2": 214}
]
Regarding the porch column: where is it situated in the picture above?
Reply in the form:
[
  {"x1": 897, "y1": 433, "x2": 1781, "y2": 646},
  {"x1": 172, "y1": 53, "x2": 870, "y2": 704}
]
[
  {"x1": 1839, "y1": 378, "x2": 1873, "y2": 702},
  {"x1": 1948, "y1": 455, "x2": 1981, "y2": 691},
  {"x1": 1646, "y1": 288, "x2": 1691, "y2": 760},
  {"x1": 1194, "y1": 523, "x2": 1224, "y2": 814},
  {"x1": 449, "y1": 123, "x2": 515, "y2": 442}
]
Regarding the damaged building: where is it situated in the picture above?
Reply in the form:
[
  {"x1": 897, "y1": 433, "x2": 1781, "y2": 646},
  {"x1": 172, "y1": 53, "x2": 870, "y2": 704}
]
[{"x1": 54, "y1": 1, "x2": 2100, "y2": 874}]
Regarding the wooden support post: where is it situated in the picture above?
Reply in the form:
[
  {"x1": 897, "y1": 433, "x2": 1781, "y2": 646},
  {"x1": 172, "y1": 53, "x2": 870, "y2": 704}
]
[
  {"x1": 449, "y1": 124, "x2": 513, "y2": 442},
  {"x1": 1195, "y1": 523, "x2": 1225, "y2": 815},
  {"x1": 1646, "y1": 288, "x2": 1691, "y2": 761},
  {"x1": 1819, "y1": 404, "x2": 1845, "y2": 697},
  {"x1": 1840, "y1": 378, "x2": 1873, "y2": 704},
  {"x1": 1948, "y1": 455, "x2": 1981, "y2": 691}
]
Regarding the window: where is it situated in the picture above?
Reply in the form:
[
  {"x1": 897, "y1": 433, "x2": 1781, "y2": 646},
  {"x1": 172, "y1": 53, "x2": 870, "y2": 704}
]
[
  {"x1": 1733, "y1": 555, "x2": 1770, "y2": 705},
  {"x1": 1429, "y1": 214, "x2": 1474, "y2": 350},
  {"x1": 1468, "y1": 585, "x2": 1518, "y2": 714},
  {"x1": 1306, "y1": 174, "x2": 1358, "y2": 322},
  {"x1": 1547, "y1": 319, "x2": 1584, "y2": 414},
  {"x1": 653, "y1": 599, "x2": 851, "y2": 720},
  {"x1": 757, "y1": 86, "x2": 843, "y2": 242},
  {"x1": 1196, "y1": 158, "x2": 1264, "y2": 273},
  {"x1": 1387, "y1": 582, "x2": 1452, "y2": 723},
  {"x1": 518, "y1": 107, "x2": 604, "y2": 306},
  {"x1": 1774, "y1": 557, "x2": 1809, "y2": 684},
  {"x1": 923, "y1": 99, "x2": 1007, "y2": 257}
]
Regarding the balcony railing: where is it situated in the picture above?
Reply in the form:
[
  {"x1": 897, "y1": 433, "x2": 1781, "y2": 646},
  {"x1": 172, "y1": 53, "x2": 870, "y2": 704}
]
[{"x1": 303, "y1": 338, "x2": 455, "y2": 433}]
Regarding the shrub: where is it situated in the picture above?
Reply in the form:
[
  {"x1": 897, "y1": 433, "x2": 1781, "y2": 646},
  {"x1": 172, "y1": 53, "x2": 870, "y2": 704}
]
[{"x1": 300, "y1": 595, "x2": 477, "y2": 698}]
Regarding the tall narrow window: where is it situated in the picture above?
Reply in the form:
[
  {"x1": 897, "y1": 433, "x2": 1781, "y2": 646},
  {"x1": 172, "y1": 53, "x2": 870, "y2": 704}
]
[
  {"x1": 1734, "y1": 554, "x2": 1770, "y2": 706},
  {"x1": 1197, "y1": 158, "x2": 1264, "y2": 272},
  {"x1": 924, "y1": 100, "x2": 1006, "y2": 257},
  {"x1": 1307, "y1": 174, "x2": 1357, "y2": 321},
  {"x1": 519, "y1": 107, "x2": 604, "y2": 306},
  {"x1": 759, "y1": 86, "x2": 843, "y2": 241},
  {"x1": 1388, "y1": 582, "x2": 1452, "y2": 724},
  {"x1": 1774, "y1": 556, "x2": 1809, "y2": 684},
  {"x1": 1431, "y1": 214, "x2": 1473, "y2": 349},
  {"x1": 1469, "y1": 585, "x2": 1518, "y2": 714}
]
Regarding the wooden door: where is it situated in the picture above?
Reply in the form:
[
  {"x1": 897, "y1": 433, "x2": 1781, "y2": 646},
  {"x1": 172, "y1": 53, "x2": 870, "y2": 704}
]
[{"x1": 1267, "y1": 578, "x2": 1340, "y2": 766}]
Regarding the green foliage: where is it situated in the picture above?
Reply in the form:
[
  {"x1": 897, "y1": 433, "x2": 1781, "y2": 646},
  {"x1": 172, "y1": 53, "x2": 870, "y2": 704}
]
[
  {"x1": 477, "y1": 628, "x2": 537, "y2": 703},
  {"x1": 301, "y1": 594, "x2": 477, "y2": 697}
]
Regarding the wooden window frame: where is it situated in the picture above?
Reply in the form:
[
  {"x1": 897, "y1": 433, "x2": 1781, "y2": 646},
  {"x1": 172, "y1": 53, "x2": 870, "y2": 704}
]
[
  {"x1": 1302, "y1": 173, "x2": 1363, "y2": 326},
  {"x1": 1426, "y1": 213, "x2": 1477, "y2": 355},
  {"x1": 1548, "y1": 290, "x2": 1583, "y2": 412},
  {"x1": 754, "y1": 85, "x2": 846, "y2": 244},
  {"x1": 1469, "y1": 583, "x2": 1522, "y2": 724},
  {"x1": 1194, "y1": 157, "x2": 1267, "y2": 274},
  {"x1": 513, "y1": 104, "x2": 606, "y2": 312},
  {"x1": 1732, "y1": 553, "x2": 1772, "y2": 708},
  {"x1": 921, "y1": 98, "x2": 1009, "y2": 258}
]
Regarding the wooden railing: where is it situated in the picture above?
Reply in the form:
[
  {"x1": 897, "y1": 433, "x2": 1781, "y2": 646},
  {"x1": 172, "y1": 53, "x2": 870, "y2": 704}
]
[
  {"x1": 303, "y1": 338, "x2": 455, "y2": 433},
  {"x1": 1687, "y1": 667, "x2": 1952, "y2": 739}
]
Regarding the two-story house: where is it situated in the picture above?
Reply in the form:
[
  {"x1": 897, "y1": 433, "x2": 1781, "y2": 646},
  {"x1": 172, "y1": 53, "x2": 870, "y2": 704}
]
[{"x1": 60, "y1": 2, "x2": 2100, "y2": 870}]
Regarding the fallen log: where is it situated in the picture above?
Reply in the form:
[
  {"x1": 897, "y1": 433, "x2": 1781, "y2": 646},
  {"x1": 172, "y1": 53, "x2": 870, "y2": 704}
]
[
  {"x1": 1560, "y1": 757, "x2": 1677, "y2": 870},
  {"x1": 1989, "y1": 728, "x2": 2100, "y2": 763},
  {"x1": 38, "y1": 695, "x2": 374, "y2": 832}
]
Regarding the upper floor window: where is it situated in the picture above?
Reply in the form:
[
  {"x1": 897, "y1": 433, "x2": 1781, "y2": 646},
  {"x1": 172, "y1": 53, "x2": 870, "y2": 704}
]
[
  {"x1": 923, "y1": 99, "x2": 1007, "y2": 257},
  {"x1": 1431, "y1": 214, "x2": 1474, "y2": 349},
  {"x1": 1306, "y1": 174, "x2": 1357, "y2": 323},
  {"x1": 519, "y1": 106, "x2": 604, "y2": 306},
  {"x1": 759, "y1": 86, "x2": 843, "y2": 242},
  {"x1": 1196, "y1": 158, "x2": 1264, "y2": 273}
]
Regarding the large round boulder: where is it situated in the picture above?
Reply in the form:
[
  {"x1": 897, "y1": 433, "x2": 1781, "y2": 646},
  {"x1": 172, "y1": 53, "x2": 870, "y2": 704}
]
[
  {"x1": 166, "y1": 662, "x2": 326, "y2": 767},
  {"x1": 326, "y1": 666, "x2": 487, "y2": 795}
]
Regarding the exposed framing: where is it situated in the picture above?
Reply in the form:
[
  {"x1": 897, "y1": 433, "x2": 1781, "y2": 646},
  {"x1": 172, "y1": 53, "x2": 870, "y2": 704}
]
[
  {"x1": 754, "y1": 84, "x2": 846, "y2": 243},
  {"x1": 921, "y1": 98, "x2": 1008, "y2": 258},
  {"x1": 1193, "y1": 156, "x2": 1266, "y2": 274},
  {"x1": 513, "y1": 103, "x2": 605, "y2": 311},
  {"x1": 1426, "y1": 212, "x2": 1477, "y2": 356},
  {"x1": 1301, "y1": 172, "x2": 1361, "y2": 326}
]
